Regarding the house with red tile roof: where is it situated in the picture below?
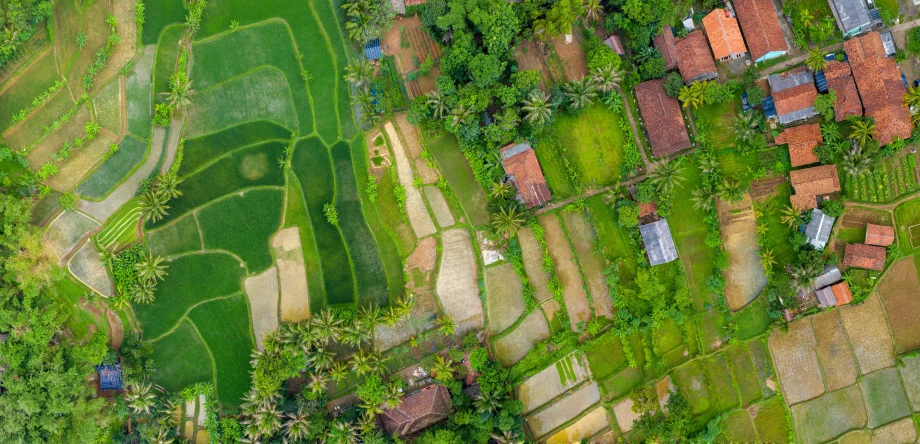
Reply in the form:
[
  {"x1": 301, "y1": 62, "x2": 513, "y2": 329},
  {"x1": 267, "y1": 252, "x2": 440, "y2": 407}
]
[
  {"x1": 604, "y1": 34, "x2": 626, "y2": 56},
  {"x1": 774, "y1": 123, "x2": 822, "y2": 167},
  {"x1": 702, "y1": 9, "x2": 747, "y2": 61},
  {"x1": 824, "y1": 60, "x2": 863, "y2": 121},
  {"x1": 865, "y1": 223, "x2": 895, "y2": 246},
  {"x1": 654, "y1": 27, "x2": 679, "y2": 71},
  {"x1": 767, "y1": 69, "x2": 818, "y2": 124},
  {"x1": 638, "y1": 202, "x2": 658, "y2": 218},
  {"x1": 500, "y1": 142, "x2": 552, "y2": 209},
  {"x1": 733, "y1": 0, "x2": 788, "y2": 63},
  {"x1": 635, "y1": 78, "x2": 692, "y2": 157},
  {"x1": 789, "y1": 164, "x2": 840, "y2": 210},
  {"x1": 845, "y1": 31, "x2": 913, "y2": 145},
  {"x1": 831, "y1": 282, "x2": 853, "y2": 306},
  {"x1": 381, "y1": 385, "x2": 452, "y2": 436},
  {"x1": 843, "y1": 243, "x2": 886, "y2": 270},
  {"x1": 675, "y1": 30, "x2": 718, "y2": 84}
]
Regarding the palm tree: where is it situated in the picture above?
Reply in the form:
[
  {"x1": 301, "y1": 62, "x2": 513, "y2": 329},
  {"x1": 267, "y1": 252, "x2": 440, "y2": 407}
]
[
  {"x1": 309, "y1": 371, "x2": 329, "y2": 395},
  {"x1": 394, "y1": 293, "x2": 416, "y2": 318},
  {"x1": 165, "y1": 73, "x2": 194, "y2": 109},
  {"x1": 843, "y1": 145, "x2": 872, "y2": 177},
  {"x1": 157, "y1": 172, "x2": 182, "y2": 199},
  {"x1": 339, "y1": 324, "x2": 364, "y2": 347},
  {"x1": 563, "y1": 78, "x2": 597, "y2": 110},
  {"x1": 821, "y1": 122, "x2": 841, "y2": 144},
  {"x1": 329, "y1": 361, "x2": 349, "y2": 383},
  {"x1": 602, "y1": 91, "x2": 624, "y2": 112},
  {"x1": 126, "y1": 382, "x2": 157, "y2": 416},
  {"x1": 490, "y1": 181, "x2": 514, "y2": 199},
  {"x1": 450, "y1": 103, "x2": 473, "y2": 128},
  {"x1": 634, "y1": 46, "x2": 661, "y2": 65},
  {"x1": 850, "y1": 118, "x2": 875, "y2": 146},
  {"x1": 431, "y1": 355, "x2": 455, "y2": 381},
  {"x1": 328, "y1": 420, "x2": 358, "y2": 444},
  {"x1": 474, "y1": 391, "x2": 502, "y2": 414},
  {"x1": 436, "y1": 315, "x2": 456, "y2": 337},
  {"x1": 717, "y1": 179, "x2": 745, "y2": 202},
  {"x1": 698, "y1": 154, "x2": 719, "y2": 175},
  {"x1": 426, "y1": 90, "x2": 450, "y2": 120},
  {"x1": 649, "y1": 160, "x2": 685, "y2": 195},
  {"x1": 383, "y1": 383, "x2": 403, "y2": 409},
  {"x1": 140, "y1": 189, "x2": 170, "y2": 222},
  {"x1": 584, "y1": 0, "x2": 603, "y2": 22},
  {"x1": 780, "y1": 204, "x2": 802, "y2": 229},
  {"x1": 678, "y1": 82, "x2": 707, "y2": 109},
  {"x1": 760, "y1": 249, "x2": 776, "y2": 271},
  {"x1": 799, "y1": 8, "x2": 814, "y2": 28},
  {"x1": 147, "y1": 428, "x2": 173, "y2": 444},
  {"x1": 521, "y1": 89, "x2": 553, "y2": 125},
  {"x1": 591, "y1": 66, "x2": 621, "y2": 94},
  {"x1": 690, "y1": 187, "x2": 714, "y2": 211},
  {"x1": 491, "y1": 205, "x2": 526, "y2": 237},
  {"x1": 132, "y1": 278, "x2": 157, "y2": 304},
  {"x1": 912, "y1": 110, "x2": 920, "y2": 128},
  {"x1": 309, "y1": 347, "x2": 335, "y2": 370},
  {"x1": 358, "y1": 304, "x2": 381, "y2": 332},
  {"x1": 284, "y1": 409, "x2": 311, "y2": 442},
  {"x1": 136, "y1": 254, "x2": 168, "y2": 282},
  {"x1": 345, "y1": 17, "x2": 373, "y2": 43},
  {"x1": 344, "y1": 59, "x2": 374, "y2": 87},
  {"x1": 805, "y1": 49, "x2": 827, "y2": 71},
  {"x1": 905, "y1": 86, "x2": 920, "y2": 109},
  {"x1": 382, "y1": 306, "x2": 401, "y2": 326},
  {"x1": 357, "y1": 410, "x2": 378, "y2": 435},
  {"x1": 351, "y1": 350, "x2": 375, "y2": 376},
  {"x1": 492, "y1": 430, "x2": 524, "y2": 444},
  {"x1": 255, "y1": 403, "x2": 283, "y2": 437},
  {"x1": 351, "y1": 87, "x2": 374, "y2": 108},
  {"x1": 732, "y1": 112, "x2": 758, "y2": 142},
  {"x1": 312, "y1": 308, "x2": 342, "y2": 344}
]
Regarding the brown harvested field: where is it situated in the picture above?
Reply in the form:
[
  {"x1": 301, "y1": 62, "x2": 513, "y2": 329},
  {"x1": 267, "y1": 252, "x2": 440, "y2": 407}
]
[
  {"x1": 435, "y1": 229, "x2": 483, "y2": 333},
  {"x1": 518, "y1": 227, "x2": 554, "y2": 303},
  {"x1": 383, "y1": 122, "x2": 436, "y2": 238},
  {"x1": 717, "y1": 195, "x2": 767, "y2": 311},
  {"x1": 790, "y1": 385, "x2": 867, "y2": 444},
  {"x1": 811, "y1": 310, "x2": 858, "y2": 392},
  {"x1": 492, "y1": 310, "x2": 550, "y2": 367},
  {"x1": 612, "y1": 398, "x2": 641, "y2": 433},
  {"x1": 526, "y1": 382, "x2": 600, "y2": 439},
  {"x1": 518, "y1": 353, "x2": 588, "y2": 413},
  {"x1": 380, "y1": 16, "x2": 441, "y2": 77},
  {"x1": 43, "y1": 210, "x2": 100, "y2": 261},
  {"x1": 46, "y1": 134, "x2": 116, "y2": 192},
  {"x1": 877, "y1": 258, "x2": 920, "y2": 353},
  {"x1": 839, "y1": 206, "x2": 892, "y2": 228},
  {"x1": 561, "y1": 211, "x2": 612, "y2": 319},
  {"x1": 89, "y1": 0, "x2": 137, "y2": 97},
  {"x1": 872, "y1": 417, "x2": 917, "y2": 443},
  {"x1": 423, "y1": 186, "x2": 455, "y2": 228},
  {"x1": 750, "y1": 176, "x2": 788, "y2": 201},
  {"x1": 485, "y1": 263, "x2": 525, "y2": 334},
  {"x1": 545, "y1": 406, "x2": 609, "y2": 444},
  {"x1": 547, "y1": 36, "x2": 589, "y2": 82},
  {"x1": 244, "y1": 266, "x2": 279, "y2": 349},
  {"x1": 272, "y1": 227, "x2": 310, "y2": 322},
  {"x1": 375, "y1": 290, "x2": 438, "y2": 351},
  {"x1": 394, "y1": 113, "x2": 423, "y2": 159},
  {"x1": 768, "y1": 319, "x2": 825, "y2": 405},
  {"x1": 539, "y1": 214, "x2": 591, "y2": 331},
  {"x1": 69, "y1": 241, "x2": 112, "y2": 297},
  {"x1": 514, "y1": 41, "x2": 553, "y2": 90},
  {"x1": 840, "y1": 294, "x2": 896, "y2": 374}
]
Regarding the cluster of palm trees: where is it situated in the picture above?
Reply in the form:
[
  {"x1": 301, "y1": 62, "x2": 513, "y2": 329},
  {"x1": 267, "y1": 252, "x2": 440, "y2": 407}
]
[
  {"x1": 120, "y1": 381, "x2": 186, "y2": 443},
  {"x1": 140, "y1": 172, "x2": 182, "y2": 223},
  {"x1": 345, "y1": 59, "x2": 383, "y2": 127},
  {"x1": 130, "y1": 253, "x2": 168, "y2": 304},
  {"x1": 341, "y1": 0, "x2": 390, "y2": 44},
  {"x1": 678, "y1": 81, "x2": 714, "y2": 109},
  {"x1": 518, "y1": 66, "x2": 622, "y2": 127}
]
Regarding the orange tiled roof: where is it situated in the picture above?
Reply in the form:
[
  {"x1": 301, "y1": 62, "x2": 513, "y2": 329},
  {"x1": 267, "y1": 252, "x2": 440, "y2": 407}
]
[
  {"x1": 702, "y1": 9, "x2": 747, "y2": 60},
  {"x1": 824, "y1": 61, "x2": 863, "y2": 121},
  {"x1": 381, "y1": 385, "x2": 451, "y2": 437},
  {"x1": 654, "y1": 27, "x2": 679, "y2": 71},
  {"x1": 676, "y1": 30, "x2": 718, "y2": 83},
  {"x1": 846, "y1": 32, "x2": 913, "y2": 145},
  {"x1": 774, "y1": 123, "x2": 822, "y2": 167},
  {"x1": 733, "y1": 0, "x2": 788, "y2": 61},
  {"x1": 638, "y1": 201, "x2": 658, "y2": 217},
  {"x1": 773, "y1": 83, "x2": 817, "y2": 117},
  {"x1": 501, "y1": 143, "x2": 552, "y2": 209},
  {"x1": 865, "y1": 223, "x2": 895, "y2": 246},
  {"x1": 635, "y1": 78, "x2": 692, "y2": 157},
  {"x1": 789, "y1": 164, "x2": 840, "y2": 210},
  {"x1": 831, "y1": 282, "x2": 853, "y2": 306},
  {"x1": 843, "y1": 243, "x2": 886, "y2": 271}
]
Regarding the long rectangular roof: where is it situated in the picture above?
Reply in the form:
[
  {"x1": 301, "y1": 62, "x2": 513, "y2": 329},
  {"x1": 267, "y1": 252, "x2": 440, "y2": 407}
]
[
  {"x1": 702, "y1": 9, "x2": 747, "y2": 59},
  {"x1": 500, "y1": 143, "x2": 552, "y2": 208},
  {"x1": 654, "y1": 27, "x2": 680, "y2": 71},
  {"x1": 639, "y1": 218, "x2": 679, "y2": 266},
  {"x1": 805, "y1": 208, "x2": 835, "y2": 249},
  {"x1": 846, "y1": 32, "x2": 913, "y2": 145},
  {"x1": 733, "y1": 0, "x2": 788, "y2": 61},
  {"x1": 829, "y1": 0, "x2": 872, "y2": 34},
  {"x1": 676, "y1": 30, "x2": 718, "y2": 83},
  {"x1": 635, "y1": 79, "x2": 691, "y2": 157}
]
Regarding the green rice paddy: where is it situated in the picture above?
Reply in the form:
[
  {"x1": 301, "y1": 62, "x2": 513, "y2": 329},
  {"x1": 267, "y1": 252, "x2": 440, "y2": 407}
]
[{"x1": 77, "y1": 136, "x2": 148, "y2": 199}]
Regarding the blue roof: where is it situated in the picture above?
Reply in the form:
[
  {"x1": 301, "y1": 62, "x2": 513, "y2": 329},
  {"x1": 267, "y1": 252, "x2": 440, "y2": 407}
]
[
  {"x1": 364, "y1": 39, "x2": 382, "y2": 61},
  {"x1": 97, "y1": 364, "x2": 122, "y2": 391},
  {"x1": 763, "y1": 96, "x2": 777, "y2": 118},
  {"x1": 903, "y1": 74, "x2": 908, "y2": 89},
  {"x1": 815, "y1": 70, "x2": 828, "y2": 93}
]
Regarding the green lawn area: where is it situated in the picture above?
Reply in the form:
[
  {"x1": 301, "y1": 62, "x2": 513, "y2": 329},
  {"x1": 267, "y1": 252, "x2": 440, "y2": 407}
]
[
  {"x1": 724, "y1": 343, "x2": 765, "y2": 407},
  {"x1": 583, "y1": 331, "x2": 627, "y2": 380},
  {"x1": 187, "y1": 294, "x2": 255, "y2": 407},
  {"x1": 426, "y1": 134, "x2": 490, "y2": 226},
  {"x1": 752, "y1": 396, "x2": 791, "y2": 442},
  {"x1": 733, "y1": 296, "x2": 773, "y2": 340},
  {"x1": 895, "y1": 197, "x2": 920, "y2": 256},
  {"x1": 0, "y1": 51, "x2": 64, "y2": 133},
  {"x1": 77, "y1": 136, "x2": 148, "y2": 200},
  {"x1": 149, "y1": 319, "x2": 215, "y2": 393},
  {"x1": 693, "y1": 98, "x2": 740, "y2": 149},
  {"x1": 756, "y1": 183, "x2": 797, "y2": 266},
  {"x1": 585, "y1": 195, "x2": 637, "y2": 278},
  {"x1": 55, "y1": 274, "x2": 106, "y2": 343},
  {"x1": 197, "y1": 188, "x2": 284, "y2": 274},
  {"x1": 876, "y1": 0, "x2": 899, "y2": 21}
]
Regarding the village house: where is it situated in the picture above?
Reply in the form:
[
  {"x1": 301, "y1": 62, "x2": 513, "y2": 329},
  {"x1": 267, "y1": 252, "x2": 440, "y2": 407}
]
[
  {"x1": 789, "y1": 164, "x2": 841, "y2": 210},
  {"x1": 823, "y1": 60, "x2": 863, "y2": 121},
  {"x1": 702, "y1": 9, "x2": 747, "y2": 61},
  {"x1": 774, "y1": 123, "x2": 822, "y2": 167},
  {"x1": 733, "y1": 0, "x2": 788, "y2": 63},
  {"x1": 804, "y1": 208, "x2": 835, "y2": 249},
  {"x1": 815, "y1": 281, "x2": 854, "y2": 308},
  {"x1": 843, "y1": 243, "x2": 887, "y2": 270},
  {"x1": 814, "y1": 265, "x2": 842, "y2": 289},
  {"x1": 500, "y1": 142, "x2": 551, "y2": 209},
  {"x1": 635, "y1": 78, "x2": 692, "y2": 157},
  {"x1": 381, "y1": 384, "x2": 452, "y2": 437},
  {"x1": 865, "y1": 223, "x2": 895, "y2": 246},
  {"x1": 766, "y1": 69, "x2": 818, "y2": 124},
  {"x1": 845, "y1": 31, "x2": 913, "y2": 145},
  {"x1": 828, "y1": 0, "x2": 873, "y2": 37},
  {"x1": 639, "y1": 218, "x2": 679, "y2": 266},
  {"x1": 654, "y1": 27, "x2": 680, "y2": 71},
  {"x1": 675, "y1": 30, "x2": 718, "y2": 84},
  {"x1": 604, "y1": 34, "x2": 626, "y2": 56}
]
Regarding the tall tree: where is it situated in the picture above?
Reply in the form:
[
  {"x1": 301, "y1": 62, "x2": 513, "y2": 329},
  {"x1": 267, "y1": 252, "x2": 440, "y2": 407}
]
[{"x1": 522, "y1": 89, "x2": 553, "y2": 125}]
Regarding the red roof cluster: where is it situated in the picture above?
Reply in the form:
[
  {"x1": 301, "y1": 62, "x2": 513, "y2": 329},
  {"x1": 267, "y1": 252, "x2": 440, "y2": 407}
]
[
  {"x1": 654, "y1": 27, "x2": 679, "y2": 71},
  {"x1": 843, "y1": 243, "x2": 887, "y2": 270},
  {"x1": 845, "y1": 32, "x2": 913, "y2": 145},
  {"x1": 500, "y1": 143, "x2": 552, "y2": 209},
  {"x1": 824, "y1": 61, "x2": 863, "y2": 121},
  {"x1": 789, "y1": 164, "x2": 840, "y2": 210},
  {"x1": 733, "y1": 0, "x2": 788, "y2": 62},
  {"x1": 675, "y1": 30, "x2": 718, "y2": 83},
  {"x1": 635, "y1": 78, "x2": 692, "y2": 157},
  {"x1": 865, "y1": 224, "x2": 895, "y2": 246},
  {"x1": 775, "y1": 123, "x2": 822, "y2": 167}
]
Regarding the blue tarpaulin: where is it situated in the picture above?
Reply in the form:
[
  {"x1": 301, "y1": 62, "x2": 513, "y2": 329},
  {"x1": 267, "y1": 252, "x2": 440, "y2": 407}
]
[
  {"x1": 364, "y1": 39, "x2": 382, "y2": 61},
  {"x1": 814, "y1": 70, "x2": 828, "y2": 93},
  {"x1": 763, "y1": 96, "x2": 777, "y2": 118},
  {"x1": 97, "y1": 364, "x2": 122, "y2": 391}
]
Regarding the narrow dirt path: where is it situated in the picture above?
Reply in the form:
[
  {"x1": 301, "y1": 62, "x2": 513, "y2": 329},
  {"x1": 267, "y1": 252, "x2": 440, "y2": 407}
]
[
  {"x1": 105, "y1": 308, "x2": 125, "y2": 349},
  {"x1": 844, "y1": 193, "x2": 919, "y2": 212},
  {"x1": 534, "y1": 173, "x2": 648, "y2": 216}
]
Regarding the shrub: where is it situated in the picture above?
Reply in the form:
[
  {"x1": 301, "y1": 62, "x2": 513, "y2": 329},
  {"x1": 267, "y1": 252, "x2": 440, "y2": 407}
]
[
  {"x1": 821, "y1": 199, "x2": 844, "y2": 217},
  {"x1": 746, "y1": 85, "x2": 765, "y2": 106},
  {"x1": 664, "y1": 72, "x2": 683, "y2": 97}
]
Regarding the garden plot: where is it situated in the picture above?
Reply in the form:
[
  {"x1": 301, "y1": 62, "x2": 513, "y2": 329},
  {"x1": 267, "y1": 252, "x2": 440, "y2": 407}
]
[
  {"x1": 547, "y1": 37, "x2": 588, "y2": 82},
  {"x1": 0, "y1": 48, "x2": 61, "y2": 129},
  {"x1": 374, "y1": 290, "x2": 438, "y2": 351},
  {"x1": 244, "y1": 266, "x2": 279, "y2": 349},
  {"x1": 768, "y1": 319, "x2": 825, "y2": 404},
  {"x1": 790, "y1": 385, "x2": 867, "y2": 444},
  {"x1": 484, "y1": 263, "x2": 525, "y2": 334},
  {"x1": 434, "y1": 229, "x2": 483, "y2": 334},
  {"x1": 862, "y1": 367, "x2": 911, "y2": 428},
  {"x1": 24, "y1": 101, "x2": 92, "y2": 161},
  {"x1": 899, "y1": 354, "x2": 920, "y2": 411},
  {"x1": 717, "y1": 195, "x2": 767, "y2": 311},
  {"x1": 271, "y1": 227, "x2": 310, "y2": 322},
  {"x1": 77, "y1": 136, "x2": 147, "y2": 200},
  {"x1": 68, "y1": 242, "x2": 112, "y2": 297},
  {"x1": 87, "y1": 0, "x2": 137, "y2": 96},
  {"x1": 517, "y1": 227, "x2": 553, "y2": 303},
  {"x1": 147, "y1": 215, "x2": 202, "y2": 258},
  {"x1": 44, "y1": 210, "x2": 100, "y2": 260},
  {"x1": 840, "y1": 294, "x2": 896, "y2": 374},
  {"x1": 812, "y1": 310, "x2": 858, "y2": 391},
  {"x1": 186, "y1": 68, "x2": 299, "y2": 138},
  {"x1": 539, "y1": 214, "x2": 591, "y2": 331},
  {"x1": 3, "y1": 89, "x2": 76, "y2": 151},
  {"x1": 561, "y1": 211, "x2": 612, "y2": 318},
  {"x1": 518, "y1": 353, "x2": 588, "y2": 413},
  {"x1": 383, "y1": 122, "x2": 436, "y2": 237},
  {"x1": 546, "y1": 406, "x2": 609, "y2": 444},
  {"x1": 125, "y1": 45, "x2": 154, "y2": 138},
  {"x1": 381, "y1": 16, "x2": 441, "y2": 78},
  {"x1": 492, "y1": 311, "x2": 550, "y2": 367},
  {"x1": 423, "y1": 186, "x2": 455, "y2": 228},
  {"x1": 94, "y1": 79, "x2": 122, "y2": 134},
  {"x1": 872, "y1": 417, "x2": 917, "y2": 443},
  {"x1": 878, "y1": 258, "x2": 920, "y2": 353},
  {"x1": 613, "y1": 398, "x2": 641, "y2": 433},
  {"x1": 526, "y1": 382, "x2": 600, "y2": 439}
]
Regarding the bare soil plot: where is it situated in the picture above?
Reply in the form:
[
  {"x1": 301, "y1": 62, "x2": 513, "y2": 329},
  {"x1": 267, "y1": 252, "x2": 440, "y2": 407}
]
[
  {"x1": 492, "y1": 310, "x2": 550, "y2": 367},
  {"x1": 26, "y1": 105, "x2": 91, "y2": 163},
  {"x1": 612, "y1": 398, "x2": 641, "y2": 433},
  {"x1": 44, "y1": 210, "x2": 100, "y2": 261},
  {"x1": 423, "y1": 186, "x2": 455, "y2": 228},
  {"x1": 717, "y1": 195, "x2": 767, "y2": 311},
  {"x1": 539, "y1": 214, "x2": 591, "y2": 331},
  {"x1": 518, "y1": 353, "x2": 588, "y2": 413},
  {"x1": 526, "y1": 381, "x2": 600, "y2": 439},
  {"x1": 271, "y1": 227, "x2": 310, "y2": 322},
  {"x1": 840, "y1": 294, "x2": 896, "y2": 374},
  {"x1": 383, "y1": 122, "x2": 436, "y2": 237},
  {"x1": 514, "y1": 41, "x2": 553, "y2": 90},
  {"x1": 406, "y1": 236, "x2": 436, "y2": 291},
  {"x1": 790, "y1": 385, "x2": 867, "y2": 444},
  {"x1": 69, "y1": 242, "x2": 112, "y2": 297},
  {"x1": 547, "y1": 37, "x2": 588, "y2": 82},
  {"x1": 877, "y1": 258, "x2": 920, "y2": 353},
  {"x1": 561, "y1": 211, "x2": 612, "y2": 319},
  {"x1": 898, "y1": 354, "x2": 920, "y2": 411},
  {"x1": 375, "y1": 289, "x2": 438, "y2": 351},
  {"x1": 861, "y1": 367, "x2": 911, "y2": 428},
  {"x1": 485, "y1": 263, "x2": 525, "y2": 334},
  {"x1": 518, "y1": 227, "x2": 553, "y2": 303},
  {"x1": 871, "y1": 417, "x2": 917, "y2": 443},
  {"x1": 244, "y1": 266, "x2": 279, "y2": 349},
  {"x1": 434, "y1": 229, "x2": 483, "y2": 333},
  {"x1": 840, "y1": 206, "x2": 892, "y2": 228},
  {"x1": 380, "y1": 16, "x2": 441, "y2": 77},
  {"x1": 546, "y1": 406, "x2": 609, "y2": 444},
  {"x1": 768, "y1": 319, "x2": 825, "y2": 405},
  {"x1": 90, "y1": 0, "x2": 137, "y2": 97},
  {"x1": 812, "y1": 310, "x2": 858, "y2": 391}
]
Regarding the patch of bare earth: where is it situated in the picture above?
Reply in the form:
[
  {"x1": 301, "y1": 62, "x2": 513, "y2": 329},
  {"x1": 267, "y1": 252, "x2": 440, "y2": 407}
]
[
  {"x1": 768, "y1": 318, "x2": 825, "y2": 404},
  {"x1": 518, "y1": 227, "x2": 553, "y2": 303},
  {"x1": 485, "y1": 263, "x2": 525, "y2": 334},
  {"x1": 492, "y1": 311, "x2": 549, "y2": 367},
  {"x1": 518, "y1": 353, "x2": 588, "y2": 413},
  {"x1": 48, "y1": 133, "x2": 117, "y2": 192},
  {"x1": 539, "y1": 214, "x2": 591, "y2": 331},
  {"x1": 374, "y1": 289, "x2": 438, "y2": 351},
  {"x1": 383, "y1": 122, "x2": 436, "y2": 237},
  {"x1": 840, "y1": 293, "x2": 896, "y2": 374},
  {"x1": 514, "y1": 40, "x2": 553, "y2": 90},
  {"x1": 613, "y1": 398, "x2": 641, "y2": 433},
  {"x1": 380, "y1": 17, "x2": 441, "y2": 99},
  {"x1": 89, "y1": 0, "x2": 137, "y2": 97},
  {"x1": 877, "y1": 258, "x2": 920, "y2": 353},
  {"x1": 872, "y1": 417, "x2": 917, "y2": 443},
  {"x1": 561, "y1": 211, "x2": 612, "y2": 319},
  {"x1": 549, "y1": 36, "x2": 589, "y2": 81},
  {"x1": 526, "y1": 382, "x2": 600, "y2": 439},
  {"x1": 423, "y1": 186, "x2": 454, "y2": 228},
  {"x1": 811, "y1": 310, "x2": 858, "y2": 391},
  {"x1": 104, "y1": 307, "x2": 124, "y2": 349},
  {"x1": 406, "y1": 236, "x2": 437, "y2": 291},
  {"x1": 44, "y1": 210, "x2": 100, "y2": 261},
  {"x1": 546, "y1": 406, "x2": 609, "y2": 444},
  {"x1": 69, "y1": 241, "x2": 113, "y2": 297},
  {"x1": 717, "y1": 195, "x2": 767, "y2": 311},
  {"x1": 26, "y1": 105, "x2": 91, "y2": 164},
  {"x1": 434, "y1": 229, "x2": 483, "y2": 334},
  {"x1": 244, "y1": 266, "x2": 279, "y2": 349},
  {"x1": 271, "y1": 227, "x2": 310, "y2": 322}
]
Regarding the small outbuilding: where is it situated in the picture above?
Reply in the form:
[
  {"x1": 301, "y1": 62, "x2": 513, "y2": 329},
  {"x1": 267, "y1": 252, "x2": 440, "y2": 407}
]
[
  {"x1": 364, "y1": 38, "x2": 383, "y2": 61},
  {"x1": 774, "y1": 123, "x2": 823, "y2": 167},
  {"x1": 828, "y1": 0, "x2": 872, "y2": 37},
  {"x1": 381, "y1": 385, "x2": 452, "y2": 437},
  {"x1": 500, "y1": 142, "x2": 552, "y2": 209},
  {"x1": 804, "y1": 208, "x2": 835, "y2": 249},
  {"x1": 814, "y1": 265, "x2": 842, "y2": 289},
  {"x1": 815, "y1": 281, "x2": 853, "y2": 308},
  {"x1": 654, "y1": 27, "x2": 680, "y2": 71},
  {"x1": 97, "y1": 364, "x2": 123, "y2": 392},
  {"x1": 865, "y1": 223, "x2": 895, "y2": 246},
  {"x1": 733, "y1": 0, "x2": 788, "y2": 62},
  {"x1": 843, "y1": 243, "x2": 886, "y2": 270},
  {"x1": 639, "y1": 218, "x2": 679, "y2": 266},
  {"x1": 604, "y1": 35, "x2": 626, "y2": 56},
  {"x1": 789, "y1": 164, "x2": 841, "y2": 210}
]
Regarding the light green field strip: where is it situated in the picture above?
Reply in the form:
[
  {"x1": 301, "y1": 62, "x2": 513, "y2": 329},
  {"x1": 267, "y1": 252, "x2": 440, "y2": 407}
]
[{"x1": 94, "y1": 200, "x2": 143, "y2": 250}]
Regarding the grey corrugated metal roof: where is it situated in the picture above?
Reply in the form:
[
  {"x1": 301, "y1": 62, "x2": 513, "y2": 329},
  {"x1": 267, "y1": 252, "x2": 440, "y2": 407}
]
[
  {"x1": 805, "y1": 209, "x2": 836, "y2": 249},
  {"x1": 639, "y1": 218, "x2": 679, "y2": 266},
  {"x1": 500, "y1": 142, "x2": 531, "y2": 160},
  {"x1": 768, "y1": 71, "x2": 814, "y2": 92},
  {"x1": 830, "y1": 0, "x2": 872, "y2": 34},
  {"x1": 881, "y1": 31, "x2": 896, "y2": 56},
  {"x1": 815, "y1": 287, "x2": 837, "y2": 308},
  {"x1": 778, "y1": 106, "x2": 817, "y2": 124},
  {"x1": 814, "y1": 265, "x2": 841, "y2": 289}
]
